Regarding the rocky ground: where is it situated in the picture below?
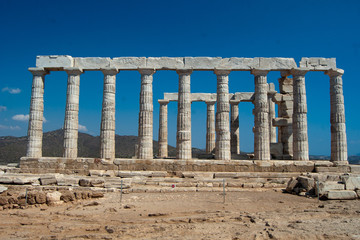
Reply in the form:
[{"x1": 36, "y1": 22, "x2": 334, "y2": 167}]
[{"x1": 0, "y1": 190, "x2": 359, "y2": 240}]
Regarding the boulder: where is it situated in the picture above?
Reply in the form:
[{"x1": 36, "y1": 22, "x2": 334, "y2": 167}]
[
  {"x1": 60, "y1": 191, "x2": 75, "y2": 202},
  {"x1": 297, "y1": 176, "x2": 315, "y2": 191},
  {"x1": 79, "y1": 179, "x2": 91, "y2": 187},
  {"x1": 46, "y1": 191, "x2": 62, "y2": 205},
  {"x1": 35, "y1": 192, "x2": 46, "y2": 204}
]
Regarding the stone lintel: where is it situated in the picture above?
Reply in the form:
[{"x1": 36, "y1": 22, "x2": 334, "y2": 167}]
[
  {"x1": 28, "y1": 67, "x2": 49, "y2": 76},
  {"x1": 163, "y1": 92, "x2": 256, "y2": 103},
  {"x1": 299, "y1": 57, "x2": 337, "y2": 70},
  {"x1": 325, "y1": 68, "x2": 344, "y2": 77},
  {"x1": 37, "y1": 56, "x2": 303, "y2": 71}
]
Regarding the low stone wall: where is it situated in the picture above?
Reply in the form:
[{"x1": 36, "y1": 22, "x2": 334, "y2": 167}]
[{"x1": 19, "y1": 157, "x2": 339, "y2": 175}]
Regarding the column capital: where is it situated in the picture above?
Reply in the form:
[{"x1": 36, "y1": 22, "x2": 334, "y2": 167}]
[
  {"x1": 229, "y1": 100, "x2": 240, "y2": 105},
  {"x1": 214, "y1": 69, "x2": 231, "y2": 76},
  {"x1": 280, "y1": 70, "x2": 291, "y2": 77},
  {"x1": 101, "y1": 68, "x2": 119, "y2": 75},
  {"x1": 251, "y1": 69, "x2": 269, "y2": 76},
  {"x1": 325, "y1": 68, "x2": 344, "y2": 77},
  {"x1": 138, "y1": 68, "x2": 156, "y2": 75},
  {"x1": 28, "y1": 67, "x2": 49, "y2": 76},
  {"x1": 205, "y1": 101, "x2": 216, "y2": 105},
  {"x1": 176, "y1": 69, "x2": 193, "y2": 75},
  {"x1": 64, "y1": 67, "x2": 83, "y2": 75},
  {"x1": 291, "y1": 68, "x2": 308, "y2": 76},
  {"x1": 158, "y1": 100, "x2": 169, "y2": 105}
]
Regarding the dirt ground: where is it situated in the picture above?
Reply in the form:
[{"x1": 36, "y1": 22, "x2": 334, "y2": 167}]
[{"x1": 0, "y1": 189, "x2": 359, "y2": 240}]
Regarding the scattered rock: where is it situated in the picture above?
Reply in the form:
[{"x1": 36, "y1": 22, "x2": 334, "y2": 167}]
[
  {"x1": 46, "y1": 191, "x2": 62, "y2": 205},
  {"x1": 60, "y1": 191, "x2": 75, "y2": 202},
  {"x1": 105, "y1": 226, "x2": 114, "y2": 233},
  {"x1": 123, "y1": 204, "x2": 135, "y2": 209},
  {"x1": 79, "y1": 179, "x2": 91, "y2": 187},
  {"x1": 84, "y1": 201, "x2": 99, "y2": 207}
]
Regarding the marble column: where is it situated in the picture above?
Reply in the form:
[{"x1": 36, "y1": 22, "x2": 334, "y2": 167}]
[
  {"x1": 268, "y1": 83, "x2": 277, "y2": 143},
  {"x1": 63, "y1": 68, "x2": 83, "y2": 158},
  {"x1": 176, "y1": 70, "x2": 192, "y2": 160},
  {"x1": 230, "y1": 102, "x2": 240, "y2": 154},
  {"x1": 325, "y1": 69, "x2": 348, "y2": 164},
  {"x1": 291, "y1": 69, "x2": 309, "y2": 161},
  {"x1": 100, "y1": 68, "x2": 118, "y2": 161},
  {"x1": 26, "y1": 68, "x2": 49, "y2": 158},
  {"x1": 138, "y1": 69, "x2": 155, "y2": 159},
  {"x1": 206, "y1": 101, "x2": 216, "y2": 154},
  {"x1": 215, "y1": 69, "x2": 231, "y2": 160},
  {"x1": 251, "y1": 69, "x2": 270, "y2": 160},
  {"x1": 158, "y1": 100, "x2": 169, "y2": 158}
]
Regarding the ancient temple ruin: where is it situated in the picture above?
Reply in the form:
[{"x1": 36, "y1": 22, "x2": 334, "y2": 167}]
[{"x1": 20, "y1": 56, "x2": 348, "y2": 174}]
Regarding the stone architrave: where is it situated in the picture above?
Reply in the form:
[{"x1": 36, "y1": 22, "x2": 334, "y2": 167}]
[
  {"x1": 63, "y1": 68, "x2": 83, "y2": 158},
  {"x1": 230, "y1": 103, "x2": 240, "y2": 154},
  {"x1": 251, "y1": 69, "x2": 270, "y2": 160},
  {"x1": 26, "y1": 68, "x2": 49, "y2": 158},
  {"x1": 325, "y1": 69, "x2": 348, "y2": 164},
  {"x1": 206, "y1": 101, "x2": 216, "y2": 154},
  {"x1": 215, "y1": 69, "x2": 231, "y2": 160},
  {"x1": 138, "y1": 69, "x2": 156, "y2": 159},
  {"x1": 100, "y1": 68, "x2": 118, "y2": 161},
  {"x1": 268, "y1": 83, "x2": 277, "y2": 143},
  {"x1": 176, "y1": 69, "x2": 192, "y2": 160},
  {"x1": 292, "y1": 69, "x2": 309, "y2": 161},
  {"x1": 158, "y1": 100, "x2": 169, "y2": 158}
]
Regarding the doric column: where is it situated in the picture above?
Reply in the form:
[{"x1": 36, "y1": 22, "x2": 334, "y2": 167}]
[
  {"x1": 100, "y1": 68, "x2": 118, "y2": 161},
  {"x1": 176, "y1": 69, "x2": 192, "y2": 160},
  {"x1": 251, "y1": 69, "x2": 270, "y2": 160},
  {"x1": 325, "y1": 69, "x2": 348, "y2": 164},
  {"x1": 268, "y1": 83, "x2": 277, "y2": 143},
  {"x1": 138, "y1": 69, "x2": 155, "y2": 159},
  {"x1": 230, "y1": 102, "x2": 240, "y2": 154},
  {"x1": 215, "y1": 69, "x2": 231, "y2": 160},
  {"x1": 205, "y1": 101, "x2": 216, "y2": 154},
  {"x1": 291, "y1": 69, "x2": 309, "y2": 161},
  {"x1": 158, "y1": 100, "x2": 169, "y2": 158},
  {"x1": 26, "y1": 68, "x2": 49, "y2": 158},
  {"x1": 63, "y1": 68, "x2": 83, "y2": 158}
]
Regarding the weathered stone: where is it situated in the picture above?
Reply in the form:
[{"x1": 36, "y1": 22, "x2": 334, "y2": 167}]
[
  {"x1": 325, "y1": 190, "x2": 357, "y2": 200},
  {"x1": 297, "y1": 176, "x2": 315, "y2": 191},
  {"x1": 110, "y1": 57, "x2": 146, "y2": 69},
  {"x1": 40, "y1": 176, "x2": 57, "y2": 185},
  {"x1": 146, "y1": 57, "x2": 184, "y2": 69},
  {"x1": 299, "y1": 57, "x2": 336, "y2": 70},
  {"x1": 350, "y1": 165, "x2": 360, "y2": 173},
  {"x1": 74, "y1": 57, "x2": 110, "y2": 69},
  {"x1": 35, "y1": 192, "x2": 46, "y2": 204},
  {"x1": 342, "y1": 177, "x2": 360, "y2": 190},
  {"x1": 90, "y1": 179, "x2": 105, "y2": 187},
  {"x1": 36, "y1": 55, "x2": 74, "y2": 69},
  {"x1": 60, "y1": 191, "x2": 75, "y2": 202},
  {"x1": 317, "y1": 181, "x2": 345, "y2": 195},
  {"x1": 286, "y1": 177, "x2": 298, "y2": 192},
  {"x1": 46, "y1": 191, "x2": 62, "y2": 205},
  {"x1": 79, "y1": 179, "x2": 91, "y2": 187},
  {"x1": 0, "y1": 186, "x2": 7, "y2": 193}
]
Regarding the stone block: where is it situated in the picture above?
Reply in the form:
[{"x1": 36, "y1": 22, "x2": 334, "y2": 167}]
[
  {"x1": 0, "y1": 186, "x2": 7, "y2": 193},
  {"x1": 74, "y1": 57, "x2": 110, "y2": 69},
  {"x1": 350, "y1": 165, "x2": 360, "y2": 173},
  {"x1": 218, "y1": 57, "x2": 255, "y2": 69},
  {"x1": 325, "y1": 190, "x2": 357, "y2": 200},
  {"x1": 317, "y1": 181, "x2": 345, "y2": 195},
  {"x1": 272, "y1": 93, "x2": 283, "y2": 103},
  {"x1": 270, "y1": 143, "x2": 283, "y2": 159},
  {"x1": 256, "y1": 57, "x2": 297, "y2": 70},
  {"x1": 316, "y1": 167, "x2": 340, "y2": 173},
  {"x1": 214, "y1": 172, "x2": 237, "y2": 178},
  {"x1": 40, "y1": 176, "x2": 57, "y2": 185},
  {"x1": 57, "y1": 177, "x2": 79, "y2": 186},
  {"x1": 36, "y1": 55, "x2": 74, "y2": 69},
  {"x1": 0, "y1": 177, "x2": 13, "y2": 184},
  {"x1": 314, "y1": 161, "x2": 334, "y2": 167},
  {"x1": 184, "y1": 57, "x2": 222, "y2": 69},
  {"x1": 46, "y1": 191, "x2": 62, "y2": 205},
  {"x1": 297, "y1": 176, "x2": 315, "y2": 191},
  {"x1": 146, "y1": 57, "x2": 184, "y2": 69},
  {"x1": 110, "y1": 57, "x2": 146, "y2": 69},
  {"x1": 343, "y1": 177, "x2": 360, "y2": 190},
  {"x1": 7, "y1": 163, "x2": 18, "y2": 168},
  {"x1": 299, "y1": 58, "x2": 336, "y2": 70},
  {"x1": 79, "y1": 179, "x2": 91, "y2": 187},
  {"x1": 356, "y1": 190, "x2": 360, "y2": 198},
  {"x1": 243, "y1": 182, "x2": 263, "y2": 188}
]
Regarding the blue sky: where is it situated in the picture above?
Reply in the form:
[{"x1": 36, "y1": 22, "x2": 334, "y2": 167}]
[{"x1": 0, "y1": 0, "x2": 360, "y2": 155}]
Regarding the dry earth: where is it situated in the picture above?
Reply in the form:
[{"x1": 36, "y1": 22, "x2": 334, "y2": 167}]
[{"x1": 0, "y1": 190, "x2": 359, "y2": 240}]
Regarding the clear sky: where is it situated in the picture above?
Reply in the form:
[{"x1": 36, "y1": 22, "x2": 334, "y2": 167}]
[{"x1": 1, "y1": 0, "x2": 360, "y2": 155}]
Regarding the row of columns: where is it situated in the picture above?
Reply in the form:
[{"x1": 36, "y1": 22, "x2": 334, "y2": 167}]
[{"x1": 26, "y1": 67, "x2": 348, "y2": 164}]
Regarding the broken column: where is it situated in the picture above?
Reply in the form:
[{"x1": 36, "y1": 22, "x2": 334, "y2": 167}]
[
  {"x1": 158, "y1": 100, "x2": 169, "y2": 158},
  {"x1": 325, "y1": 69, "x2": 348, "y2": 164},
  {"x1": 137, "y1": 69, "x2": 155, "y2": 159},
  {"x1": 252, "y1": 69, "x2": 270, "y2": 160},
  {"x1": 176, "y1": 70, "x2": 192, "y2": 160},
  {"x1": 206, "y1": 101, "x2": 216, "y2": 154},
  {"x1": 63, "y1": 68, "x2": 83, "y2": 158},
  {"x1": 215, "y1": 70, "x2": 231, "y2": 160},
  {"x1": 100, "y1": 68, "x2": 118, "y2": 161},
  {"x1": 291, "y1": 69, "x2": 309, "y2": 161},
  {"x1": 26, "y1": 68, "x2": 48, "y2": 158},
  {"x1": 230, "y1": 102, "x2": 240, "y2": 154}
]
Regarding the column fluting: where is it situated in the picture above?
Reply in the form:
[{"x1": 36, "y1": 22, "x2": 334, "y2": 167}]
[
  {"x1": 26, "y1": 68, "x2": 48, "y2": 158},
  {"x1": 230, "y1": 102, "x2": 240, "y2": 154},
  {"x1": 158, "y1": 100, "x2": 169, "y2": 158},
  {"x1": 268, "y1": 83, "x2": 277, "y2": 143},
  {"x1": 292, "y1": 69, "x2": 309, "y2": 161},
  {"x1": 176, "y1": 69, "x2": 192, "y2": 160},
  {"x1": 137, "y1": 69, "x2": 155, "y2": 159},
  {"x1": 251, "y1": 69, "x2": 270, "y2": 160},
  {"x1": 206, "y1": 101, "x2": 216, "y2": 154},
  {"x1": 63, "y1": 68, "x2": 83, "y2": 158},
  {"x1": 215, "y1": 69, "x2": 231, "y2": 160},
  {"x1": 325, "y1": 69, "x2": 348, "y2": 164},
  {"x1": 100, "y1": 68, "x2": 118, "y2": 161}
]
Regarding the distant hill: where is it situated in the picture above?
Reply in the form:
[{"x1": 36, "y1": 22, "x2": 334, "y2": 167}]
[{"x1": 0, "y1": 129, "x2": 182, "y2": 165}]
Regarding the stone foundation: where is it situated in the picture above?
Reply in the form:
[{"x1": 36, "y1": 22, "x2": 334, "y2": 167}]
[{"x1": 19, "y1": 157, "x2": 340, "y2": 175}]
